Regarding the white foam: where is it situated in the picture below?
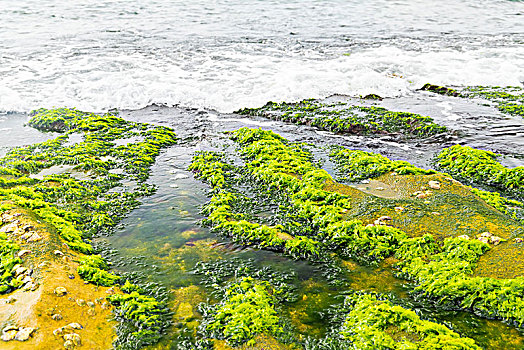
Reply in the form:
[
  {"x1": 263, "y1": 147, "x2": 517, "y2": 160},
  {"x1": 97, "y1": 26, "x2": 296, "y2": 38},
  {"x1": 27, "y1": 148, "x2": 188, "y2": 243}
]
[{"x1": 1, "y1": 44, "x2": 522, "y2": 114}]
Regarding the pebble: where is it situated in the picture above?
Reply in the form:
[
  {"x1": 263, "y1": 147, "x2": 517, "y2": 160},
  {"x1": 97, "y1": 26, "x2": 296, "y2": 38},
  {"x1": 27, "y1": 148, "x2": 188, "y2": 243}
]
[
  {"x1": 1, "y1": 330, "x2": 17, "y2": 341},
  {"x1": 14, "y1": 266, "x2": 28, "y2": 277},
  {"x1": 54, "y1": 250, "x2": 64, "y2": 256},
  {"x1": 54, "y1": 287, "x2": 67, "y2": 296},
  {"x1": 76, "y1": 299, "x2": 86, "y2": 307},
  {"x1": 26, "y1": 232, "x2": 42, "y2": 242},
  {"x1": 52, "y1": 314, "x2": 63, "y2": 321},
  {"x1": 87, "y1": 301, "x2": 95, "y2": 308},
  {"x1": 515, "y1": 238, "x2": 523, "y2": 243},
  {"x1": 66, "y1": 323, "x2": 83, "y2": 330},
  {"x1": 428, "y1": 181, "x2": 441, "y2": 189},
  {"x1": 431, "y1": 212, "x2": 441, "y2": 216},
  {"x1": 490, "y1": 236, "x2": 502, "y2": 245},
  {"x1": 375, "y1": 187, "x2": 385, "y2": 191},
  {"x1": 361, "y1": 179, "x2": 370, "y2": 184},
  {"x1": 14, "y1": 327, "x2": 35, "y2": 341},
  {"x1": 394, "y1": 206, "x2": 404, "y2": 212},
  {"x1": 478, "y1": 237, "x2": 490, "y2": 244},
  {"x1": 17, "y1": 250, "x2": 31, "y2": 258},
  {"x1": 53, "y1": 328, "x2": 64, "y2": 336},
  {"x1": 63, "y1": 333, "x2": 81, "y2": 346}
]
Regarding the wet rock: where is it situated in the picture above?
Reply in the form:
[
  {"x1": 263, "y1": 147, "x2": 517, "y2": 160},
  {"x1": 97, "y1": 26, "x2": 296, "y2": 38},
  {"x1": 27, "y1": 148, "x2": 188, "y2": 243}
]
[
  {"x1": 76, "y1": 299, "x2": 86, "y2": 307},
  {"x1": 14, "y1": 266, "x2": 28, "y2": 276},
  {"x1": 428, "y1": 181, "x2": 441, "y2": 189},
  {"x1": 490, "y1": 236, "x2": 502, "y2": 245},
  {"x1": 17, "y1": 250, "x2": 31, "y2": 258},
  {"x1": 1, "y1": 330, "x2": 17, "y2": 342},
  {"x1": 26, "y1": 232, "x2": 42, "y2": 242},
  {"x1": 63, "y1": 333, "x2": 81, "y2": 346},
  {"x1": 65, "y1": 323, "x2": 83, "y2": 330},
  {"x1": 0, "y1": 223, "x2": 18, "y2": 233},
  {"x1": 54, "y1": 287, "x2": 67, "y2": 296},
  {"x1": 478, "y1": 237, "x2": 490, "y2": 244},
  {"x1": 15, "y1": 327, "x2": 35, "y2": 341},
  {"x1": 52, "y1": 314, "x2": 63, "y2": 321}
]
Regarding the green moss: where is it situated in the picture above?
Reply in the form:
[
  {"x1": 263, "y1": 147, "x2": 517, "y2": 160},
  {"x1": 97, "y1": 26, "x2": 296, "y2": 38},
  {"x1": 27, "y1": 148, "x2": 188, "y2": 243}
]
[
  {"x1": 77, "y1": 255, "x2": 120, "y2": 286},
  {"x1": 236, "y1": 99, "x2": 446, "y2": 138},
  {"x1": 340, "y1": 293, "x2": 480, "y2": 349},
  {"x1": 436, "y1": 145, "x2": 524, "y2": 197},
  {"x1": 420, "y1": 83, "x2": 459, "y2": 97},
  {"x1": 397, "y1": 236, "x2": 524, "y2": 326},
  {"x1": 0, "y1": 233, "x2": 22, "y2": 294},
  {"x1": 330, "y1": 147, "x2": 439, "y2": 182},
  {"x1": 461, "y1": 86, "x2": 524, "y2": 118},
  {"x1": 200, "y1": 277, "x2": 283, "y2": 347},
  {"x1": 108, "y1": 281, "x2": 170, "y2": 349}
]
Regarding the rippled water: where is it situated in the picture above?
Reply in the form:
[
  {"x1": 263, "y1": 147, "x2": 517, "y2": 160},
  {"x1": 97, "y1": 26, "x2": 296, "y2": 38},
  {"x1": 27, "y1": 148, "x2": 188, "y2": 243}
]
[{"x1": 1, "y1": 0, "x2": 523, "y2": 112}]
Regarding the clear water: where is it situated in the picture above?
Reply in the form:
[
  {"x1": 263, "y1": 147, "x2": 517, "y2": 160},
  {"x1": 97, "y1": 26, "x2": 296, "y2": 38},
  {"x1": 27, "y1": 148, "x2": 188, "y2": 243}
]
[{"x1": 0, "y1": 0, "x2": 523, "y2": 113}]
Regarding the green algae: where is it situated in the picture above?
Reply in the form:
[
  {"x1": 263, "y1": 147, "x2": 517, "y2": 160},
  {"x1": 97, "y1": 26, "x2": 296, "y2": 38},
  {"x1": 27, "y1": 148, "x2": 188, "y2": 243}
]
[
  {"x1": 340, "y1": 293, "x2": 480, "y2": 350},
  {"x1": 421, "y1": 83, "x2": 460, "y2": 97},
  {"x1": 436, "y1": 145, "x2": 524, "y2": 198},
  {"x1": 236, "y1": 99, "x2": 446, "y2": 138},
  {"x1": 200, "y1": 277, "x2": 283, "y2": 347},
  {"x1": 0, "y1": 232, "x2": 22, "y2": 294},
  {"x1": 330, "y1": 147, "x2": 439, "y2": 182},
  {"x1": 77, "y1": 254, "x2": 121, "y2": 286}
]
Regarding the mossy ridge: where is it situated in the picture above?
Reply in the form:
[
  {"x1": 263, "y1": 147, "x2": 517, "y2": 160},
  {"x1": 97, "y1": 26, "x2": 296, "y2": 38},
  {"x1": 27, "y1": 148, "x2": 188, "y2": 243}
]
[
  {"x1": 236, "y1": 99, "x2": 446, "y2": 138},
  {"x1": 0, "y1": 108, "x2": 175, "y2": 348},
  {"x1": 436, "y1": 145, "x2": 524, "y2": 199},
  {"x1": 340, "y1": 293, "x2": 480, "y2": 350},
  {"x1": 330, "y1": 147, "x2": 439, "y2": 182},
  {"x1": 330, "y1": 145, "x2": 524, "y2": 223}
]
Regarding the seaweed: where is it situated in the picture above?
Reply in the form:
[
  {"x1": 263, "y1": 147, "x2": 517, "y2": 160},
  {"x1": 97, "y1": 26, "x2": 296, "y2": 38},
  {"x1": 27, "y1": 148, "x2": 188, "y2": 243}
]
[
  {"x1": 436, "y1": 145, "x2": 524, "y2": 198},
  {"x1": 236, "y1": 99, "x2": 446, "y2": 138}
]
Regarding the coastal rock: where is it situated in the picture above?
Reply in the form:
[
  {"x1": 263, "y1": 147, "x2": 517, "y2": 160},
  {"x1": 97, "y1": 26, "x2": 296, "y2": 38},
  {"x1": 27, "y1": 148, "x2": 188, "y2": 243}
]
[
  {"x1": 14, "y1": 327, "x2": 35, "y2": 341},
  {"x1": 63, "y1": 333, "x2": 81, "y2": 346},
  {"x1": 1, "y1": 330, "x2": 17, "y2": 342},
  {"x1": 54, "y1": 287, "x2": 67, "y2": 296},
  {"x1": 52, "y1": 314, "x2": 63, "y2": 321}
]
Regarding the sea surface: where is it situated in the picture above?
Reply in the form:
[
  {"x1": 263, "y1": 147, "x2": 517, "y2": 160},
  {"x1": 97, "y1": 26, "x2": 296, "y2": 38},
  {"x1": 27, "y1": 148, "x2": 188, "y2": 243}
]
[{"x1": 0, "y1": 0, "x2": 523, "y2": 113}]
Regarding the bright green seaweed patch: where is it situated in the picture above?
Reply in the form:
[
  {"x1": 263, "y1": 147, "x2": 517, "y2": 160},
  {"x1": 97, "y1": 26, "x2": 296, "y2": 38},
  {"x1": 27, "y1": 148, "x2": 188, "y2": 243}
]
[
  {"x1": 0, "y1": 233, "x2": 22, "y2": 294},
  {"x1": 340, "y1": 293, "x2": 480, "y2": 350},
  {"x1": 77, "y1": 254, "x2": 121, "y2": 286},
  {"x1": 108, "y1": 280, "x2": 171, "y2": 350},
  {"x1": 421, "y1": 83, "x2": 460, "y2": 97},
  {"x1": 397, "y1": 236, "x2": 524, "y2": 326},
  {"x1": 330, "y1": 147, "x2": 438, "y2": 182},
  {"x1": 436, "y1": 145, "x2": 524, "y2": 198},
  {"x1": 236, "y1": 99, "x2": 447, "y2": 137},
  {"x1": 200, "y1": 277, "x2": 283, "y2": 347}
]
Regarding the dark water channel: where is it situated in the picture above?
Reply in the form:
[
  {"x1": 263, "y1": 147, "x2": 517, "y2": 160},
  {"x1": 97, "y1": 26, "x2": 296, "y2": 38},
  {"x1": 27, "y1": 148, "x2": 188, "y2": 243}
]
[{"x1": 1, "y1": 92, "x2": 524, "y2": 349}]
